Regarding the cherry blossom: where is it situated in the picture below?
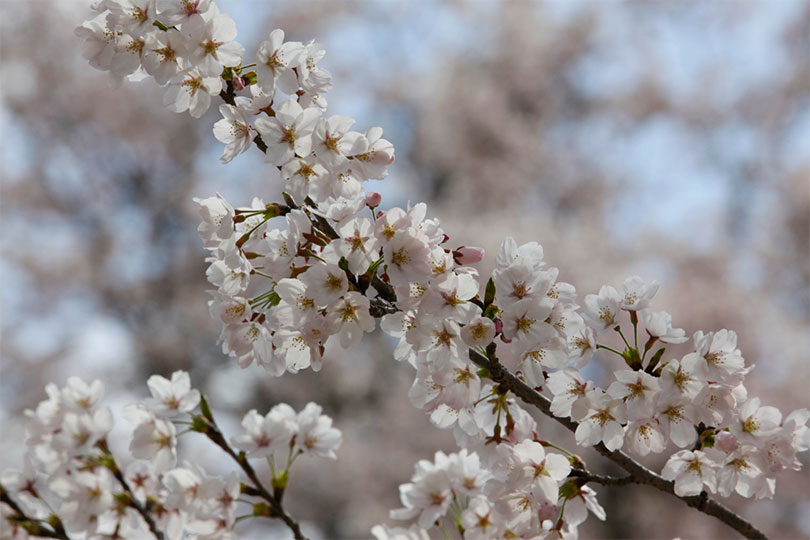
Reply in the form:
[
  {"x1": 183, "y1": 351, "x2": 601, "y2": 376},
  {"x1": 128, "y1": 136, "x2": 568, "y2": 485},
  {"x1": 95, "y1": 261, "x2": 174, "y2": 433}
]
[{"x1": 213, "y1": 99, "x2": 256, "y2": 163}]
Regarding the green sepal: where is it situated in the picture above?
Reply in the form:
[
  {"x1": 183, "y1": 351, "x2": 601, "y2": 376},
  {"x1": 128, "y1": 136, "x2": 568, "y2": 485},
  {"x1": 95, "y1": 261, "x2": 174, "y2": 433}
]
[
  {"x1": 699, "y1": 427, "x2": 716, "y2": 449},
  {"x1": 264, "y1": 202, "x2": 285, "y2": 218},
  {"x1": 366, "y1": 256, "x2": 384, "y2": 276},
  {"x1": 265, "y1": 291, "x2": 281, "y2": 307},
  {"x1": 242, "y1": 71, "x2": 258, "y2": 85},
  {"x1": 252, "y1": 502, "x2": 272, "y2": 517},
  {"x1": 114, "y1": 492, "x2": 132, "y2": 507},
  {"x1": 622, "y1": 347, "x2": 642, "y2": 370},
  {"x1": 272, "y1": 470, "x2": 289, "y2": 490},
  {"x1": 483, "y1": 304, "x2": 500, "y2": 320},
  {"x1": 191, "y1": 415, "x2": 209, "y2": 433},
  {"x1": 558, "y1": 480, "x2": 579, "y2": 500}
]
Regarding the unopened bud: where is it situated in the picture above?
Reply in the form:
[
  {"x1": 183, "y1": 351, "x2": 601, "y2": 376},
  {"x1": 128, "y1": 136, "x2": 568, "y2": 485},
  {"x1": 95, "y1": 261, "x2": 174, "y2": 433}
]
[
  {"x1": 453, "y1": 246, "x2": 485, "y2": 265},
  {"x1": 715, "y1": 431, "x2": 738, "y2": 453},
  {"x1": 233, "y1": 75, "x2": 246, "y2": 92},
  {"x1": 365, "y1": 192, "x2": 382, "y2": 208}
]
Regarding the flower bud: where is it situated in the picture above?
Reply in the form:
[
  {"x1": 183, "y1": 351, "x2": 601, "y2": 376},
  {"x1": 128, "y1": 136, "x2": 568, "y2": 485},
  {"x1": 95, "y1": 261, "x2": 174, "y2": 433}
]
[
  {"x1": 233, "y1": 75, "x2": 246, "y2": 92},
  {"x1": 365, "y1": 192, "x2": 382, "y2": 208},
  {"x1": 714, "y1": 431, "x2": 738, "y2": 453},
  {"x1": 453, "y1": 246, "x2": 485, "y2": 265}
]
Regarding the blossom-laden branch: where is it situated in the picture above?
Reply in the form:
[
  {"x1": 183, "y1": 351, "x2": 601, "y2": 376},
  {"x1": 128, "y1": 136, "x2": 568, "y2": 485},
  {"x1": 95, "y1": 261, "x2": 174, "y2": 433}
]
[
  {"x1": 467, "y1": 348, "x2": 768, "y2": 540},
  {"x1": 192, "y1": 395, "x2": 309, "y2": 540},
  {"x1": 97, "y1": 439, "x2": 166, "y2": 540},
  {"x1": 63, "y1": 1, "x2": 810, "y2": 539},
  {"x1": 3, "y1": 371, "x2": 340, "y2": 539},
  {"x1": 0, "y1": 486, "x2": 69, "y2": 540}
]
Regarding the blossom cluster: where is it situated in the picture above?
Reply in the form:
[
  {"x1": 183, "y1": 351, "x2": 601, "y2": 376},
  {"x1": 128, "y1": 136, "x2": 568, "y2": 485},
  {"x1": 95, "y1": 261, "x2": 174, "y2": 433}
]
[
  {"x1": 62, "y1": 1, "x2": 810, "y2": 538},
  {"x1": 76, "y1": 0, "x2": 245, "y2": 116},
  {"x1": 545, "y1": 282, "x2": 810, "y2": 499},
  {"x1": 1, "y1": 371, "x2": 340, "y2": 539}
]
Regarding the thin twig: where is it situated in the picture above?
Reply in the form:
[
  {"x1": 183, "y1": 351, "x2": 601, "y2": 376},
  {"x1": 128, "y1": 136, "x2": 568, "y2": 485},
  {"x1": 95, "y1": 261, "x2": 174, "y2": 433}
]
[
  {"x1": 0, "y1": 484, "x2": 70, "y2": 540},
  {"x1": 98, "y1": 440, "x2": 165, "y2": 540},
  {"x1": 198, "y1": 411, "x2": 308, "y2": 540}
]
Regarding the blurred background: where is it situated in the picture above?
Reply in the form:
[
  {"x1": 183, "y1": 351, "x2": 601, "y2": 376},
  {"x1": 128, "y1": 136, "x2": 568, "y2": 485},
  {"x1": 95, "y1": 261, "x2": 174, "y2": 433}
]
[{"x1": 1, "y1": 0, "x2": 808, "y2": 538}]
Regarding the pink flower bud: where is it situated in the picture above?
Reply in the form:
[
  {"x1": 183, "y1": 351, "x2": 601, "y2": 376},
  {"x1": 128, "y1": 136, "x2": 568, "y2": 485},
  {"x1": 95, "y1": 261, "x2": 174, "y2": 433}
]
[
  {"x1": 233, "y1": 76, "x2": 246, "y2": 92},
  {"x1": 714, "y1": 431, "x2": 738, "y2": 453},
  {"x1": 365, "y1": 192, "x2": 382, "y2": 208},
  {"x1": 453, "y1": 246, "x2": 485, "y2": 265}
]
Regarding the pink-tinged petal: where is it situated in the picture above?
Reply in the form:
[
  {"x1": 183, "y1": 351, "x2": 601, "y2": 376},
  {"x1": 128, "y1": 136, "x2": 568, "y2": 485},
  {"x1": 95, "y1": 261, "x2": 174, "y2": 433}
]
[
  {"x1": 662, "y1": 454, "x2": 687, "y2": 480},
  {"x1": 674, "y1": 472, "x2": 703, "y2": 497},
  {"x1": 217, "y1": 40, "x2": 244, "y2": 67},
  {"x1": 212, "y1": 14, "x2": 237, "y2": 42},
  {"x1": 602, "y1": 421, "x2": 625, "y2": 451},
  {"x1": 575, "y1": 419, "x2": 600, "y2": 447},
  {"x1": 670, "y1": 418, "x2": 697, "y2": 448},
  {"x1": 275, "y1": 99, "x2": 303, "y2": 125}
]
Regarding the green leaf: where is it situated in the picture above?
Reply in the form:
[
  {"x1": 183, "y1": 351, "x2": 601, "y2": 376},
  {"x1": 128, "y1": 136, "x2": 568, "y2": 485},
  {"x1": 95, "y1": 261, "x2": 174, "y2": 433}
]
[
  {"x1": 252, "y1": 502, "x2": 272, "y2": 517},
  {"x1": 484, "y1": 277, "x2": 496, "y2": 307},
  {"x1": 199, "y1": 393, "x2": 214, "y2": 422},
  {"x1": 282, "y1": 192, "x2": 296, "y2": 208},
  {"x1": 646, "y1": 347, "x2": 666, "y2": 374}
]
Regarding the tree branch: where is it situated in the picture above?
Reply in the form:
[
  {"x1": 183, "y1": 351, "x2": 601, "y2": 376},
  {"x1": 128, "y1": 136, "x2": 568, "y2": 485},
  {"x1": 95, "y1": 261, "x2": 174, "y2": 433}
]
[
  {"x1": 0, "y1": 484, "x2": 70, "y2": 540},
  {"x1": 98, "y1": 440, "x2": 165, "y2": 540},
  {"x1": 196, "y1": 407, "x2": 308, "y2": 540},
  {"x1": 467, "y1": 348, "x2": 768, "y2": 540},
  {"x1": 568, "y1": 469, "x2": 634, "y2": 486},
  {"x1": 220, "y1": 82, "x2": 768, "y2": 540}
]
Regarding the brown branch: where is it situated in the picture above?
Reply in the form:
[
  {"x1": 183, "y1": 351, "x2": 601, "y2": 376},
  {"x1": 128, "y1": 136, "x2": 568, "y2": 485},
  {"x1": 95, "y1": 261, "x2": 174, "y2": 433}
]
[
  {"x1": 98, "y1": 440, "x2": 165, "y2": 540},
  {"x1": 467, "y1": 348, "x2": 768, "y2": 540},
  {"x1": 0, "y1": 484, "x2": 70, "y2": 540},
  {"x1": 236, "y1": 192, "x2": 768, "y2": 538},
  {"x1": 217, "y1": 71, "x2": 767, "y2": 540},
  {"x1": 196, "y1": 403, "x2": 307, "y2": 540},
  {"x1": 568, "y1": 469, "x2": 634, "y2": 486}
]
